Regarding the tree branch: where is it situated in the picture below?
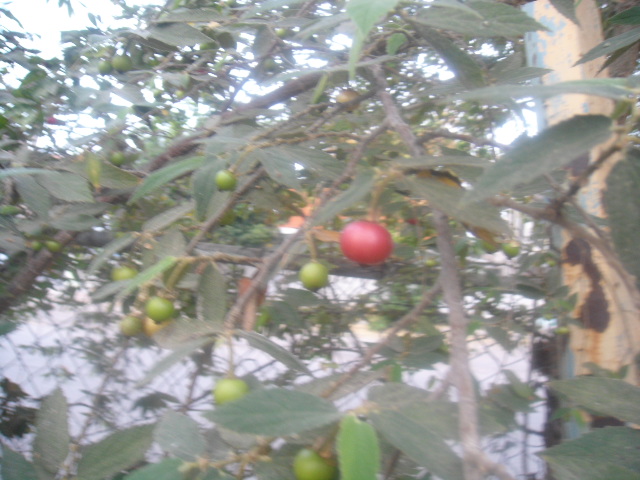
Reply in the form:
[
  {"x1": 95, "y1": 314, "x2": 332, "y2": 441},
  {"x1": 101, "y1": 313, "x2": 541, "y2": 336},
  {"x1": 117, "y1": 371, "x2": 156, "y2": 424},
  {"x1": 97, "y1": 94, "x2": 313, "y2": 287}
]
[
  {"x1": 320, "y1": 281, "x2": 442, "y2": 399},
  {"x1": 371, "y1": 64, "x2": 516, "y2": 480}
]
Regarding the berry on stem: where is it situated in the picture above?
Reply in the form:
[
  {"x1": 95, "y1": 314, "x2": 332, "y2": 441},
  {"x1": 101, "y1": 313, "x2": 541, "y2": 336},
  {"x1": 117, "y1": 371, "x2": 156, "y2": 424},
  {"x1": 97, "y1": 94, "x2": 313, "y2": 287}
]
[{"x1": 340, "y1": 221, "x2": 393, "y2": 265}]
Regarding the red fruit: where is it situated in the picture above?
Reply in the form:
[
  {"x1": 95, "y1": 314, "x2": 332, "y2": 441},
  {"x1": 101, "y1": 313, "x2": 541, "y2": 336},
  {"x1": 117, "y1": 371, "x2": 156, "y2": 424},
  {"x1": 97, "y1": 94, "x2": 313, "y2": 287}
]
[
  {"x1": 340, "y1": 221, "x2": 393, "y2": 265},
  {"x1": 46, "y1": 116, "x2": 63, "y2": 125}
]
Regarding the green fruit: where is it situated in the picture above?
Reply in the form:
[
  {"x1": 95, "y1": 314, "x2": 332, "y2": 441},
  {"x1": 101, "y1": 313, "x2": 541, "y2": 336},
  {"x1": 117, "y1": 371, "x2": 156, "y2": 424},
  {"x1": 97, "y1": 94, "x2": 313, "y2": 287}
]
[
  {"x1": 119, "y1": 316, "x2": 144, "y2": 336},
  {"x1": 143, "y1": 316, "x2": 170, "y2": 336},
  {"x1": 480, "y1": 240, "x2": 499, "y2": 254},
  {"x1": 215, "y1": 170, "x2": 237, "y2": 191},
  {"x1": 425, "y1": 258, "x2": 439, "y2": 268},
  {"x1": 200, "y1": 41, "x2": 218, "y2": 50},
  {"x1": 30, "y1": 240, "x2": 43, "y2": 251},
  {"x1": 44, "y1": 240, "x2": 63, "y2": 253},
  {"x1": 502, "y1": 241, "x2": 521, "y2": 259},
  {"x1": 111, "y1": 265, "x2": 137, "y2": 282},
  {"x1": 109, "y1": 151, "x2": 127, "y2": 166},
  {"x1": 262, "y1": 58, "x2": 278, "y2": 72},
  {"x1": 219, "y1": 210, "x2": 237, "y2": 226},
  {"x1": 111, "y1": 54, "x2": 133, "y2": 72},
  {"x1": 336, "y1": 89, "x2": 359, "y2": 112},
  {"x1": 299, "y1": 261, "x2": 329, "y2": 290},
  {"x1": 0, "y1": 205, "x2": 21, "y2": 215},
  {"x1": 293, "y1": 449, "x2": 337, "y2": 480},
  {"x1": 213, "y1": 378, "x2": 250, "y2": 405},
  {"x1": 98, "y1": 60, "x2": 113, "y2": 74},
  {"x1": 256, "y1": 308, "x2": 271, "y2": 328},
  {"x1": 555, "y1": 326, "x2": 570, "y2": 335},
  {"x1": 145, "y1": 296, "x2": 176, "y2": 323}
]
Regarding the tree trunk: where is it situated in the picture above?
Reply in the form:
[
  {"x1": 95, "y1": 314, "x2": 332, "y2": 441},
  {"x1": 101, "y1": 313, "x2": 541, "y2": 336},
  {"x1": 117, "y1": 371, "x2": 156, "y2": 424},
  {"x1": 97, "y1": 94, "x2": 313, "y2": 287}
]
[{"x1": 526, "y1": 0, "x2": 640, "y2": 408}]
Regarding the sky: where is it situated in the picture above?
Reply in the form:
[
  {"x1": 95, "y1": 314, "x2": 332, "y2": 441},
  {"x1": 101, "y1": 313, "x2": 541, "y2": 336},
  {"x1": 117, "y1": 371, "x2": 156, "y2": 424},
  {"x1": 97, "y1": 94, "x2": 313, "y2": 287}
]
[
  {"x1": 4, "y1": 0, "x2": 535, "y2": 143},
  {"x1": 8, "y1": 0, "x2": 159, "y2": 57}
]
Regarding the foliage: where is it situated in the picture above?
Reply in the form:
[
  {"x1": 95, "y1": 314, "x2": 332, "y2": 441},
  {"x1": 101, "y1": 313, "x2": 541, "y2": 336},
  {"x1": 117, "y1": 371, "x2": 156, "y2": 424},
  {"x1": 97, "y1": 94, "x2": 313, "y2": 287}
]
[{"x1": 0, "y1": 0, "x2": 639, "y2": 479}]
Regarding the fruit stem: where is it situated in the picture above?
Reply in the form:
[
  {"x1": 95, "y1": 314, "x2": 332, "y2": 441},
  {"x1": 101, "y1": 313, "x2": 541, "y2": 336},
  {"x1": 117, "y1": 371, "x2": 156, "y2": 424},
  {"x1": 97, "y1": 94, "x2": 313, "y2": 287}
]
[
  {"x1": 164, "y1": 258, "x2": 193, "y2": 290},
  {"x1": 305, "y1": 230, "x2": 319, "y2": 261},
  {"x1": 223, "y1": 331, "x2": 237, "y2": 377},
  {"x1": 311, "y1": 425, "x2": 339, "y2": 459},
  {"x1": 368, "y1": 169, "x2": 400, "y2": 220}
]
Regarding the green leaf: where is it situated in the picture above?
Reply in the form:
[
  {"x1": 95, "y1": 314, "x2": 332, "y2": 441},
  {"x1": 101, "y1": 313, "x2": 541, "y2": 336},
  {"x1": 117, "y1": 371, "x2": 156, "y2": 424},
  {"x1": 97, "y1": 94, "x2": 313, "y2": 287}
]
[
  {"x1": 409, "y1": 23, "x2": 485, "y2": 88},
  {"x1": 236, "y1": 331, "x2": 312, "y2": 375},
  {"x1": 429, "y1": 0, "x2": 483, "y2": 18},
  {"x1": 91, "y1": 256, "x2": 178, "y2": 302},
  {"x1": 138, "y1": 337, "x2": 216, "y2": 386},
  {"x1": 369, "y1": 382, "x2": 437, "y2": 410},
  {"x1": 242, "y1": 0, "x2": 306, "y2": 17},
  {"x1": 98, "y1": 161, "x2": 142, "y2": 189},
  {"x1": 87, "y1": 233, "x2": 137, "y2": 275},
  {"x1": 248, "y1": 148, "x2": 301, "y2": 189},
  {"x1": 158, "y1": 8, "x2": 223, "y2": 23},
  {"x1": 123, "y1": 458, "x2": 183, "y2": 480},
  {"x1": 76, "y1": 424, "x2": 156, "y2": 480},
  {"x1": 15, "y1": 176, "x2": 52, "y2": 218},
  {"x1": 393, "y1": 155, "x2": 490, "y2": 171},
  {"x1": 348, "y1": 32, "x2": 366, "y2": 81},
  {"x1": 369, "y1": 408, "x2": 464, "y2": 480},
  {"x1": 549, "y1": 0, "x2": 579, "y2": 25},
  {"x1": 120, "y1": 256, "x2": 178, "y2": 298},
  {"x1": 311, "y1": 171, "x2": 375, "y2": 226},
  {"x1": 492, "y1": 66, "x2": 552, "y2": 85},
  {"x1": 129, "y1": 157, "x2": 204, "y2": 204},
  {"x1": 33, "y1": 388, "x2": 70, "y2": 478},
  {"x1": 296, "y1": 371, "x2": 385, "y2": 402},
  {"x1": 155, "y1": 227, "x2": 187, "y2": 259},
  {"x1": 147, "y1": 23, "x2": 214, "y2": 47},
  {"x1": 540, "y1": 427, "x2": 640, "y2": 480},
  {"x1": 197, "y1": 264, "x2": 227, "y2": 326},
  {"x1": 346, "y1": 0, "x2": 400, "y2": 37},
  {"x1": 0, "y1": 167, "x2": 50, "y2": 179},
  {"x1": 64, "y1": 160, "x2": 140, "y2": 190},
  {"x1": 193, "y1": 163, "x2": 221, "y2": 220},
  {"x1": 0, "y1": 445, "x2": 38, "y2": 480},
  {"x1": 206, "y1": 388, "x2": 341, "y2": 436},
  {"x1": 386, "y1": 32, "x2": 407, "y2": 55},
  {"x1": 549, "y1": 377, "x2": 640, "y2": 424},
  {"x1": 337, "y1": 415, "x2": 380, "y2": 480},
  {"x1": 398, "y1": 176, "x2": 509, "y2": 235},
  {"x1": 153, "y1": 317, "x2": 223, "y2": 349},
  {"x1": 610, "y1": 7, "x2": 640, "y2": 25},
  {"x1": 577, "y1": 27, "x2": 640, "y2": 65},
  {"x1": 36, "y1": 172, "x2": 93, "y2": 203},
  {"x1": 155, "y1": 411, "x2": 206, "y2": 461},
  {"x1": 143, "y1": 202, "x2": 195, "y2": 233},
  {"x1": 454, "y1": 78, "x2": 636, "y2": 103},
  {"x1": 414, "y1": 1, "x2": 545, "y2": 37},
  {"x1": 604, "y1": 149, "x2": 640, "y2": 290},
  {"x1": 378, "y1": 334, "x2": 446, "y2": 369},
  {"x1": 463, "y1": 115, "x2": 613, "y2": 203}
]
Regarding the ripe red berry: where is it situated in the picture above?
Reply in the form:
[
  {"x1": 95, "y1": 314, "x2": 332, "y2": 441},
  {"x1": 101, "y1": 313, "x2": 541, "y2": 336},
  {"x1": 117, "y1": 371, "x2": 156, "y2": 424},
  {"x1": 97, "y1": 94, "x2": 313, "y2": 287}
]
[{"x1": 340, "y1": 221, "x2": 393, "y2": 265}]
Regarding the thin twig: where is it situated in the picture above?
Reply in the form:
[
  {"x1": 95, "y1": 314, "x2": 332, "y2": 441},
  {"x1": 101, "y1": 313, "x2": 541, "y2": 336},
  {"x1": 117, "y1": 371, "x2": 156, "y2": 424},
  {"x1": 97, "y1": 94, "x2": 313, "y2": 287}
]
[
  {"x1": 371, "y1": 63, "x2": 517, "y2": 480},
  {"x1": 320, "y1": 281, "x2": 442, "y2": 399}
]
